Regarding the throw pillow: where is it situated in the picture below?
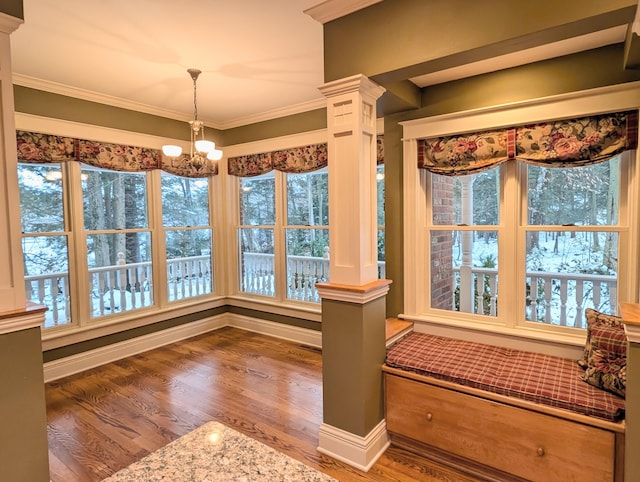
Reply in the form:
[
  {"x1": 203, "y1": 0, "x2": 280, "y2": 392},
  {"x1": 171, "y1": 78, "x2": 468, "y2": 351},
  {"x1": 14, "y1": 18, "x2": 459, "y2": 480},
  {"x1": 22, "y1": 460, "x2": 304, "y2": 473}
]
[
  {"x1": 582, "y1": 322, "x2": 627, "y2": 397},
  {"x1": 578, "y1": 308, "x2": 623, "y2": 370}
]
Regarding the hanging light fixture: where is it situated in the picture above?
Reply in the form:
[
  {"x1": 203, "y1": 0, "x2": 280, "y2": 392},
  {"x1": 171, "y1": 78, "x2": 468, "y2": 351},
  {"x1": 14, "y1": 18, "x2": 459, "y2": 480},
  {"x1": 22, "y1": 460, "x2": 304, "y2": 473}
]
[{"x1": 162, "y1": 68, "x2": 223, "y2": 164}]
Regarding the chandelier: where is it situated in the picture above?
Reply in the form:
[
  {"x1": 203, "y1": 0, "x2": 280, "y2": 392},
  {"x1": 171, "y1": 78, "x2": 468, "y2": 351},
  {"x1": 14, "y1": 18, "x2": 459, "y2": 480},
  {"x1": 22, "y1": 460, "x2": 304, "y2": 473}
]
[{"x1": 162, "y1": 68, "x2": 223, "y2": 164}]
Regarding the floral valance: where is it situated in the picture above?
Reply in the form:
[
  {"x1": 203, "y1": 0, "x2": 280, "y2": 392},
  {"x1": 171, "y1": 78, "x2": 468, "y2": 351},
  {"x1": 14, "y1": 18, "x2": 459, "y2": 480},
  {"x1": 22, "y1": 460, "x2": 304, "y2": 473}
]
[
  {"x1": 418, "y1": 111, "x2": 638, "y2": 176},
  {"x1": 228, "y1": 143, "x2": 328, "y2": 177},
  {"x1": 16, "y1": 130, "x2": 218, "y2": 178}
]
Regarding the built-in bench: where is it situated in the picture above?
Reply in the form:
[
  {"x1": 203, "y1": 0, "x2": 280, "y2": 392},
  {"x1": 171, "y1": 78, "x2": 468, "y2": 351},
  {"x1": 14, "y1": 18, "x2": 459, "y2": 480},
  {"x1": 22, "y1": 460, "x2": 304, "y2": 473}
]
[{"x1": 383, "y1": 331, "x2": 626, "y2": 482}]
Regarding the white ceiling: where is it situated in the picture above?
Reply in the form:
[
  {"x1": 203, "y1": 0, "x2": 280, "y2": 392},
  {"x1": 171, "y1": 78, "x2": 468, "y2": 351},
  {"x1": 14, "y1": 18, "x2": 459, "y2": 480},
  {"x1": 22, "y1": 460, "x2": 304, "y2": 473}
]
[
  {"x1": 10, "y1": 0, "x2": 326, "y2": 129},
  {"x1": 7, "y1": 1, "x2": 632, "y2": 131}
]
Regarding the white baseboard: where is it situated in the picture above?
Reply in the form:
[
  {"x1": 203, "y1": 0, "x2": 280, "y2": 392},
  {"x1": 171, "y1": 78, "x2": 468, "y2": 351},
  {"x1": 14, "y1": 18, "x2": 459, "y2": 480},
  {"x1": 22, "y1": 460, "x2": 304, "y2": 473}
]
[
  {"x1": 43, "y1": 313, "x2": 323, "y2": 382},
  {"x1": 317, "y1": 420, "x2": 390, "y2": 472},
  {"x1": 226, "y1": 313, "x2": 323, "y2": 348}
]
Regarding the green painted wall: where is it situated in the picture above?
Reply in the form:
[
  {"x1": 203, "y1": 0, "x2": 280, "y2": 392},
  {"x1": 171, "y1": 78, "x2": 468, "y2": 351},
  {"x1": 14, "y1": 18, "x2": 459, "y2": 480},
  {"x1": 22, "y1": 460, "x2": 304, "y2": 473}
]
[
  {"x1": 42, "y1": 306, "x2": 319, "y2": 362},
  {"x1": 43, "y1": 307, "x2": 226, "y2": 362},
  {"x1": 14, "y1": 86, "x2": 198, "y2": 142},
  {"x1": 321, "y1": 296, "x2": 386, "y2": 436},
  {"x1": 222, "y1": 108, "x2": 326, "y2": 146},
  {"x1": 227, "y1": 306, "x2": 321, "y2": 332},
  {"x1": 382, "y1": 117, "x2": 403, "y2": 317},
  {"x1": 0, "y1": 0, "x2": 23, "y2": 19},
  {"x1": 626, "y1": 341, "x2": 640, "y2": 478},
  {"x1": 0, "y1": 327, "x2": 49, "y2": 481},
  {"x1": 323, "y1": 0, "x2": 637, "y2": 83},
  {"x1": 417, "y1": 45, "x2": 640, "y2": 120}
]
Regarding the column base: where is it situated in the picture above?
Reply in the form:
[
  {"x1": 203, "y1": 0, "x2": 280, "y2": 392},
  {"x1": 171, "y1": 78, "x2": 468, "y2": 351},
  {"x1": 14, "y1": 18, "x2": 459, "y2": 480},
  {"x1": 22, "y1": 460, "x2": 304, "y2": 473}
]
[{"x1": 317, "y1": 420, "x2": 389, "y2": 472}]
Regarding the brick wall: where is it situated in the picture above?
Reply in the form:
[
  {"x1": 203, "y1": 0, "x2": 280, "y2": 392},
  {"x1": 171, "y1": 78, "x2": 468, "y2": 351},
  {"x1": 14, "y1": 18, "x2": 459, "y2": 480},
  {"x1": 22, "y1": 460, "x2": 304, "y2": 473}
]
[{"x1": 430, "y1": 175, "x2": 455, "y2": 310}]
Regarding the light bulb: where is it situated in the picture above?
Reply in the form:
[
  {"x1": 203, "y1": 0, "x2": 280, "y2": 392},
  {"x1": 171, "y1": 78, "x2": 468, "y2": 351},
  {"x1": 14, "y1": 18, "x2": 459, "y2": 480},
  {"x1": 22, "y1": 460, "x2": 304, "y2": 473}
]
[
  {"x1": 195, "y1": 140, "x2": 215, "y2": 153},
  {"x1": 207, "y1": 149, "x2": 223, "y2": 161},
  {"x1": 162, "y1": 145, "x2": 182, "y2": 157}
]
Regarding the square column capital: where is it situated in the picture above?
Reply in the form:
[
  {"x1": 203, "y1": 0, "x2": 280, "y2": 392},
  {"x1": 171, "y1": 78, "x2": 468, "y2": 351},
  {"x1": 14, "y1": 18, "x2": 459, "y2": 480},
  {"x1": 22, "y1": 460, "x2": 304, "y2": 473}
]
[{"x1": 319, "y1": 74, "x2": 385, "y2": 102}]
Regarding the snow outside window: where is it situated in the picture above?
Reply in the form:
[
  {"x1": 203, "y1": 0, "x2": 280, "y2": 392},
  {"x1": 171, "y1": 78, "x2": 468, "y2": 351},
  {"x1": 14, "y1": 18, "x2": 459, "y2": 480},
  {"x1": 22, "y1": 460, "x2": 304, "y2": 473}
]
[{"x1": 426, "y1": 155, "x2": 628, "y2": 330}]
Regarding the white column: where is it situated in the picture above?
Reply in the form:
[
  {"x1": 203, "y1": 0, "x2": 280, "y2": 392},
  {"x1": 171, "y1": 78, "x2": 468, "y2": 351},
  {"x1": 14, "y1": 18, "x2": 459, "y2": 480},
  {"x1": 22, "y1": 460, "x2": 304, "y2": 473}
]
[
  {"x1": 319, "y1": 74, "x2": 386, "y2": 286},
  {"x1": 0, "y1": 13, "x2": 25, "y2": 311}
]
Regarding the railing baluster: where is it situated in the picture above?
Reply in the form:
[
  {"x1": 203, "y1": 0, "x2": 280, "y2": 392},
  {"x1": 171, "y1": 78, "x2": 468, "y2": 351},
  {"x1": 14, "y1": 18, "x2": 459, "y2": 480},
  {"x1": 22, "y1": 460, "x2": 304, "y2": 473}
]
[
  {"x1": 529, "y1": 276, "x2": 539, "y2": 321},
  {"x1": 559, "y1": 279, "x2": 568, "y2": 326},
  {"x1": 544, "y1": 280, "x2": 552, "y2": 324},
  {"x1": 475, "y1": 274, "x2": 484, "y2": 314},
  {"x1": 489, "y1": 274, "x2": 497, "y2": 316},
  {"x1": 593, "y1": 283, "x2": 602, "y2": 311},
  {"x1": 575, "y1": 280, "x2": 584, "y2": 328},
  {"x1": 50, "y1": 277, "x2": 59, "y2": 326}
]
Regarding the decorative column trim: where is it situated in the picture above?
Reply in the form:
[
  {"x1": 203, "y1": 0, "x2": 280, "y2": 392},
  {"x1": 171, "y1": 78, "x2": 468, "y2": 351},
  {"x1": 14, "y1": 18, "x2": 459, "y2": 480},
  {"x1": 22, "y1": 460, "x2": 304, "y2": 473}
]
[
  {"x1": 317, "y1": 279, "x2": 391, "y2": 304},
  {"x1": 0, "y1": 12, "x2": 23, "y2": 35},
  {"x1": 319, "y1": 73, "x2": 386, "y2": 100},
  {"x1": 319, "y1": 74, "x2": 385, "y2": 286},
  {"x1": 619, "y1": 302, "x2": 640, "y2": 343},
  {"x1": 317, "y1": 420, "x2": 389, "y2": 472},
  {"x1": 0, "y1": 303, "x2": 46, "y2": 335}
]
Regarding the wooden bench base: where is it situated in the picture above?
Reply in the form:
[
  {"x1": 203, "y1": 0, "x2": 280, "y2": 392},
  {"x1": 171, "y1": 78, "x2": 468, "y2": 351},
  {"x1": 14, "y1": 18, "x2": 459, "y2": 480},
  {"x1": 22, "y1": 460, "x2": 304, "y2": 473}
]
[{"x1": 384, "y1": 366, "x2": 625, "y2": 482}]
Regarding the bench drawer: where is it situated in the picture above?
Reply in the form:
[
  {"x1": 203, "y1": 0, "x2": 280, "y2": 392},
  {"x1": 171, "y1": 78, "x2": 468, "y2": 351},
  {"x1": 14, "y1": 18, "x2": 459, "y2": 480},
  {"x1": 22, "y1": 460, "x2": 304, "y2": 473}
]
[{"x1": 385, "y1": 373, "x2": 615, "y2": 482}]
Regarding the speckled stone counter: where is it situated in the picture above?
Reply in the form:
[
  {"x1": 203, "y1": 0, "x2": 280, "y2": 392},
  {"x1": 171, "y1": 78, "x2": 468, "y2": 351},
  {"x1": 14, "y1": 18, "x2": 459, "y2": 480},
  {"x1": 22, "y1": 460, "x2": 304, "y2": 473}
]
[{"x1": 103, "y1": 421, "x2": 337, "y2": 481}]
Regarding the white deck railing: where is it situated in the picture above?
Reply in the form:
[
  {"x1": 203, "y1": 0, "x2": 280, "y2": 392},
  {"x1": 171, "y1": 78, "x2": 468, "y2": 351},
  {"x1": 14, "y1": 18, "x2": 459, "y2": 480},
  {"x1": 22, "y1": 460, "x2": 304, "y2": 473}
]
[
  {"x1": 452, "y1": 267, "x2": 617, "y2": 328},
  {"x1": 28, "y1": 258, "x2": 614, "y2": 330}
]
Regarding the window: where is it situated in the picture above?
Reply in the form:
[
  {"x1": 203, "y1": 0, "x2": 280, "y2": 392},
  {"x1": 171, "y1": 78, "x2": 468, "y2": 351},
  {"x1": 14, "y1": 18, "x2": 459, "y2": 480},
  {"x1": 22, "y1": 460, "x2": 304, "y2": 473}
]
[
  {"x1": 161, "y1": 173, "x2": 213, "y2": 302},
  {"x1": 377, "y1": 163, "x2": 385, "y2": 278},
  {"x1": 231, "y1": 142, "x2": 329, "y2": 304},
  {"x1": 237, "y1": 169, "x2": 329, "y2": 303},
  {"x1": 428, "y1": 160, "x2": 623, "y2": 327},
  {"x1": 16, "y1": 130, "x2": 219, "y2": 333},
  {"x1": 403, "y1": 97, "x2": 638, "y2": 340},
  {"x1": 524, "y1": 161, "x2": 620, "y2": 326},
  {"x1": 239, "y1": 173, "x2": 276, "y2": 297},
  {"x1": 18, "y1": 162, "x2": 71, "y2": 328},
  {"x1": 430, "y1": 169, "x2": 500, "y2": 317},
  {"x1": 83, "y1": 166, "x2": 153, "y2": 317},
  {"x1": 285, "y1": 170, "x2": 329, "y2": 302}
]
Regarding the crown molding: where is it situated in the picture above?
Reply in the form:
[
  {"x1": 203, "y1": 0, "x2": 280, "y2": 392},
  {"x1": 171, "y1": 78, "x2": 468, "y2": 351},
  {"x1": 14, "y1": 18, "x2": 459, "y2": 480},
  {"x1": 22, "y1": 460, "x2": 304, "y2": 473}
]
[
  {"x1": 0, "y1": 12, "x2": 23, "y2": 35},
  {"x1": 12, "y1": 73, "x2": 206, "y2": 124},
  {"x1": 13, "y1": 73, "x2": 327, "y2": 131},
  {"x1": 304, "y1": 0, "x2": 382, "y2": 24},
  {"x1": 221, "y1": 97, "x2": 327, "y2": 130}
]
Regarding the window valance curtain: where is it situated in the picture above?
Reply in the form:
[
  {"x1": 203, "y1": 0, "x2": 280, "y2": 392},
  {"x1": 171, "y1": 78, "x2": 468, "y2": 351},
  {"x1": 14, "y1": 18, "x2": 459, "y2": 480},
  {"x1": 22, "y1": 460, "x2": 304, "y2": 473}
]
[
  {"x1": 228, "y1": 143, "x2": 328, "y2": 177},
  {"x1": 418, "y1": 111, "x2": 638, "y2": 176},
  {"x1": 377, "y1": 135, "x2": 384, "y2": 165},
  {"x1": 16, "y1": 131, "x2": 218, "y2": 178}
]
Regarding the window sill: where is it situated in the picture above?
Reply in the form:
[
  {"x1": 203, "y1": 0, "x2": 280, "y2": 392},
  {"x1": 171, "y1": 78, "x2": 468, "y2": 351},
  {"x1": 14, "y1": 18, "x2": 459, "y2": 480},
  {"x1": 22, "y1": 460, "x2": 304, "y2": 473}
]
[
  {"x1": 42, "y1": 296, "x2": 227, "y2": 350},
  {"x1": 399, "y1": 312, "x2": 586, "y2": 360}
]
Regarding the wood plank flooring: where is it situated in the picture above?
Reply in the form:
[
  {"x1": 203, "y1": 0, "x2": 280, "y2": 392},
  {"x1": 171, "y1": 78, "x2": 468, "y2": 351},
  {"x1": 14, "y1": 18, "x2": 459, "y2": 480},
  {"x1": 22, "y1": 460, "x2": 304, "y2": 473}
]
[{"x1": 46, "y1": 327, "x2": 482, "y2": 481}]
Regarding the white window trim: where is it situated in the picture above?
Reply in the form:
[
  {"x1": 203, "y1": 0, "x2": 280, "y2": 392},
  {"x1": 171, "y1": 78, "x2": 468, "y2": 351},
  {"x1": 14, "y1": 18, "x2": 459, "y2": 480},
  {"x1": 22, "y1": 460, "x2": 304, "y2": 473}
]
[
  {"x1": 400, "y1": 81, "x2": 640, "y2": 355},
  {"x1": 15, "y1": 113, "x2": 228, "y2": 349},
  {"x1": 225, "y1": 129, "x2": 329, "y2": 311}
]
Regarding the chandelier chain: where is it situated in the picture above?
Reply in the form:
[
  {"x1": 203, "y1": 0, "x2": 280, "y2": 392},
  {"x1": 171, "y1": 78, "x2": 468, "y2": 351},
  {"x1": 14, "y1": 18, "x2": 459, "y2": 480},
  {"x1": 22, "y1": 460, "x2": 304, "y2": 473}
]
[{"x1": 193, "y1": 75, "x2": 198, "y2": 121}]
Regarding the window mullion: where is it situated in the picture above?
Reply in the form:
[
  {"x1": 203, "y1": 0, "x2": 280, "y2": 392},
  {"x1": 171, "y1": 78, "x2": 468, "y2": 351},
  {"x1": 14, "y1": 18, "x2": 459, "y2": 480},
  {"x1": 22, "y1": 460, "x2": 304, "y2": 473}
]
[
  {"x1": 274, "y1": 171, "x2": 286, "y2": 300},
  {"x1": 499, "y1": 160, "x2": 520, "y2": 328},
  {"x1": 148, "y1": 170, "x2": 167, "y2": 307},
  {"x1": 618, "y1": 150, "x2": 637, "y2": 304},
  {"x1": 66, "y1": 161, "x2": 90, "y2": 326}
]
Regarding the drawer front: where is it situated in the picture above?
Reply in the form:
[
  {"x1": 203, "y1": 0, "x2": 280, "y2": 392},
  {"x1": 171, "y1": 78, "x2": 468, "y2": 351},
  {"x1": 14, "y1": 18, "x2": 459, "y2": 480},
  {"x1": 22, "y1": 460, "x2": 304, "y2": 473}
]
[{"x1": 385, "y1": 374, "x2": 615, "y2": 482}]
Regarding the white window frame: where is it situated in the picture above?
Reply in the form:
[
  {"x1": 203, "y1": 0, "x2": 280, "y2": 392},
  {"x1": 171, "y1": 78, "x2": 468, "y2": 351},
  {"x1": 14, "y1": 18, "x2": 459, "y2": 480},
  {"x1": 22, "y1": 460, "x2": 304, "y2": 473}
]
[
  {"x1": 401, "y1": 82, "x2": 640, "y2": 350},
  {"x1": 16, "y1": 114, "x2": 226, "y2": 350},
  {"x1": 223, "y1": 129, "x2": 327, "y2": 319}
]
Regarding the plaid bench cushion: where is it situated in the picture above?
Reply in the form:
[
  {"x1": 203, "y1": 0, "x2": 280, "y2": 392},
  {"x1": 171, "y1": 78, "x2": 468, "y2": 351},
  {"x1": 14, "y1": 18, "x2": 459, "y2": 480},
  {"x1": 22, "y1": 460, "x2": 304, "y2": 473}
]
[{"x1": 385, "y1": 332, "x2": 625, "y2": 422}]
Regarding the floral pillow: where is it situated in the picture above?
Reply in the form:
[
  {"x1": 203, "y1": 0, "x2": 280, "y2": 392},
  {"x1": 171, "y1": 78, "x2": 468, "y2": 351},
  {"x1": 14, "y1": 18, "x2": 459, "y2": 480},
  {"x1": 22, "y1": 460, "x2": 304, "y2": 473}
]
[
  {"x1": 582, "y1": 322, "x2": 627, "y2": 397},
  {"x1": 578, "y1": 308, "x2": 623, "y2": 370}
]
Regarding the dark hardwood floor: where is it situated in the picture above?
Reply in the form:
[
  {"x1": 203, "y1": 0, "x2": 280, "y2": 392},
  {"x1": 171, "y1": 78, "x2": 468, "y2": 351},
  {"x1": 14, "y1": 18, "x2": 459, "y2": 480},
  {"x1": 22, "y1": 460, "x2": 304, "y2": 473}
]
[{"x1": 45, "y1": 326, "x2": 481, "y2": 481}]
